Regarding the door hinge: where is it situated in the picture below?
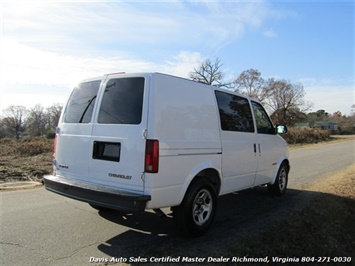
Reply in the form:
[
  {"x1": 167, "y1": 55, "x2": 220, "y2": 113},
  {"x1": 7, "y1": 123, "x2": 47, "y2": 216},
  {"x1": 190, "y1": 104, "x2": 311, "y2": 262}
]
[{"x1": 143, "y1": 129, "x2": 148, "y2": 139}]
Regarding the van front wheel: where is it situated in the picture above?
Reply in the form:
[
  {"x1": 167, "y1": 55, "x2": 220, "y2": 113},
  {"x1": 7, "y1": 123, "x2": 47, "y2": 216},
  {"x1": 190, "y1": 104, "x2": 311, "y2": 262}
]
[
  {"x1": 173, "y1": 179, "x2": 217, "y2": 236},
  {"x1": 268, "y1": 163, "x2": 288, "y2": 196}
]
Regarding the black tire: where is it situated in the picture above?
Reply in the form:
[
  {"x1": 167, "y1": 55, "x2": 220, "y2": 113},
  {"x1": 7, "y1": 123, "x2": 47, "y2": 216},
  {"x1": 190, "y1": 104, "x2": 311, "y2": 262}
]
[
  {"x1": 268, "y1": 163, "x2": 288, "y2": 196},
  {"x1": 173, "y1": 179, "x2": 217, "y2": 236}
]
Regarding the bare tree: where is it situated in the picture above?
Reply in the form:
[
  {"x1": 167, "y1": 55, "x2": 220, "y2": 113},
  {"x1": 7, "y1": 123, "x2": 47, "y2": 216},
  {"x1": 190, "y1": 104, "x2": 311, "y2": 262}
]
[
  {"x1": 1, "y1": 105, "x2": 28, "y2": 139},
  {"x1": 306, "y1": 109, "x2": 329, "y2": 126},
  {"x1": 266, "y1": 79, "x2": 311, "y2": 125},
  {"x1": 0, "y1": 118, "x2": 8, "y2": 138},
  {"x1": 351, "y1": 104, "x2": 355, "y2": 116},
  {"x1": 26, "y1": 104, "x2": 46, "y2": 137},
  {"x1": 234, "y1": 68, "x2": 271, "y2": 102},
  {"x1": 329, "y1": 111, "x2": 355, "y2": 134},
  {"x1": 189, "y1": 58, "x2": 230, "y2": 88},
  {"x1": 46, "y1": 104, "x2": 63, "y2": 131},
  {"x1": 25, "y1": 104, "x2": 63, "y2": 137}
]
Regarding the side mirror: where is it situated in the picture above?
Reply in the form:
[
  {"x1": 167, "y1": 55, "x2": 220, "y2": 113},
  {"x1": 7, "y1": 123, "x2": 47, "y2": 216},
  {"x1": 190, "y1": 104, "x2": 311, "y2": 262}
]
[{"x1": 276, "y1": 125, "x2": 288, "y2": 134}]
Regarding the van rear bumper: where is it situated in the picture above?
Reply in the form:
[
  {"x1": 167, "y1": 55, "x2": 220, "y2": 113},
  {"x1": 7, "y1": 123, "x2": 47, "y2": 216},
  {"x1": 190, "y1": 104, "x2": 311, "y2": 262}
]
[{"x1": 44, "y1": 175, "x2": 151, "y2": 212}]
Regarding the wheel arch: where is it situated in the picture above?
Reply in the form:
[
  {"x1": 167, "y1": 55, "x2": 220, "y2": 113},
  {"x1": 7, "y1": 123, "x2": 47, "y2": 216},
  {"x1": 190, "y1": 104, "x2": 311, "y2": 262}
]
[
  {"x1": 271, "y1": 158, "x2": 290, "y2": 185},
  {"x1": 282, "y1": 158, "x2": 290, "y2": 174},
  {"x1": 173, "y1": 168, "x2": 220, "y2": 236},
  {"x1": 177, "y1": 164, "x2": 222, "y2": 206},
  {"x1": 194, "y1": 168, "x2": 221, "y2": 195}
]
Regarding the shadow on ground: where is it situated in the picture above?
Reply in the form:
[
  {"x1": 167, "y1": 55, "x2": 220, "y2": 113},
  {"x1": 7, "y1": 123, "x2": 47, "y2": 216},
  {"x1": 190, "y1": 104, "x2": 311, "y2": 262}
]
[{"x1": 94, "y1": 186, "x2": 352, "y2": 262}]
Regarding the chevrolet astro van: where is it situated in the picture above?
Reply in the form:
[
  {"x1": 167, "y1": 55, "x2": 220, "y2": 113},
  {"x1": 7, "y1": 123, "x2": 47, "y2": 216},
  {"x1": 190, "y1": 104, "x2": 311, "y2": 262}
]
[{"x1": 44, "y1": 72, "x2": 290, "y2": 236}]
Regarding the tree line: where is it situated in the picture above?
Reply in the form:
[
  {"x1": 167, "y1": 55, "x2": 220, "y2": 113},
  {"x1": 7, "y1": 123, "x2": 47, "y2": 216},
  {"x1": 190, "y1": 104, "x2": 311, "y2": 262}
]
[
  {"x1": 1, "y1": 58, "x2": 354, "y2": 138},
  {"x1": 0, "y1": 104, "x2": 62, "y2": 139},
  {"x1": 190, "y1": 58, "x2": 312, "y2": 125},
  {"x1": 189, "y1": 58, "x2": 354, "y2": 133}
]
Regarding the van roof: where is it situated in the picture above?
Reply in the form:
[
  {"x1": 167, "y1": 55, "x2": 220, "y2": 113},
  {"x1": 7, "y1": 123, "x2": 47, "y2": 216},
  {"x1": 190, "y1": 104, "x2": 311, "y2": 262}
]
[{"x1": 79, "y1": 72, "x2": 261, "y2": 103}]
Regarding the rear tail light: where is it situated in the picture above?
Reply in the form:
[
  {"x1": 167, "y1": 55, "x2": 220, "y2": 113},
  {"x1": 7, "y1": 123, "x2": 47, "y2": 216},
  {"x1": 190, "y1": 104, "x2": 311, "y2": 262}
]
[{"x1": 145, "y1": 139, "x2": 159, "y2": 173}]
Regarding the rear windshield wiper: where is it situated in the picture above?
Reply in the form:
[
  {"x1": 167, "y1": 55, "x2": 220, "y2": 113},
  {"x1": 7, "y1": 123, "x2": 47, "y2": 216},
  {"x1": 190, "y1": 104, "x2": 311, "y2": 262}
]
[{"x1": 79, "y1": 96, "x2": 97, "y2": 123}]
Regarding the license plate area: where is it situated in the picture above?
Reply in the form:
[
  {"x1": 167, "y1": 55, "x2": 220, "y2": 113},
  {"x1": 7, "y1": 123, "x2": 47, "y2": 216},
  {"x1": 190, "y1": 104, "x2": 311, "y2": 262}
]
[{"x1": 93, "y1": 141, "x2": 121, "y2": 162}]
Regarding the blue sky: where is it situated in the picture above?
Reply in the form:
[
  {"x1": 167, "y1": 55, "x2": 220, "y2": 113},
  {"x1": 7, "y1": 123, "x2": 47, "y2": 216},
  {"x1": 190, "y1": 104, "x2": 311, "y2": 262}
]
[{"x1": 1, "y1": 0, "x2": 354, "y2": 115}]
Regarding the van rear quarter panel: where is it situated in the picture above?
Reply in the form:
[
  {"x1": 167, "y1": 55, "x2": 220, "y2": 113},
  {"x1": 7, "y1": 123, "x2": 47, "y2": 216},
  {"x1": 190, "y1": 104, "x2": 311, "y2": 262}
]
[
  {"x1": 144, "y1": 74, "x2": 222, "y2": 208},
  {"x1": 147, "y1": 74, "x2": 221, "y2": 149}
]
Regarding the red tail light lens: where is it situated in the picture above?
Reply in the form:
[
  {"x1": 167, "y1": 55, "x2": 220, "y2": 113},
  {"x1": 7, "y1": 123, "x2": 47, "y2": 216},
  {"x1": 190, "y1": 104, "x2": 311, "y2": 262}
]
[{"x1": 145, "y1": 139, "x2": 159, "y2": 173}]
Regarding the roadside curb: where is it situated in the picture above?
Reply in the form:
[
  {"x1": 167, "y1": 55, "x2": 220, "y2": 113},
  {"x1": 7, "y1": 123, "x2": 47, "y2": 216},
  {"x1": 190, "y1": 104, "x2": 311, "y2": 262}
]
[{"x1": 0, "y1": 181, "x2": 43, "y2": 191}]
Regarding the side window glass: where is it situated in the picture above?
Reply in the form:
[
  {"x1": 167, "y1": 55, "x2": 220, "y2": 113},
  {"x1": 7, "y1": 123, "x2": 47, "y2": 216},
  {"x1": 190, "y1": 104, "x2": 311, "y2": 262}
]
[
  {"x1": 215, "y1": 91, "x2": 254, "y2": 132},
  {"x1": 63, "y1": 80, "x2": 101, "y2": 123},
  {"x1": 98, "y1": 77, "x2": 144, "y2": 124},
  {"x1": 251, "y1": 101, "x2": 275, "y2": 134}
]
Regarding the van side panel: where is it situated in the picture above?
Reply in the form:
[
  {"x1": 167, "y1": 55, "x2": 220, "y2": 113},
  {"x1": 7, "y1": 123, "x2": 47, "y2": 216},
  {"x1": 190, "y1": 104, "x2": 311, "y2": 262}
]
[
  {"x1": 145, "y1": 73, "x2": 222, "y2": 208},
  {"x1": 254, "y1": 134, "x2": 288, "y2": 185},
  {"x1": 145, "y1": 156, "x2": 222, "y2": 208},
  {"x1": 148, "y1": 74, "x2": 222, "y2": 150}
]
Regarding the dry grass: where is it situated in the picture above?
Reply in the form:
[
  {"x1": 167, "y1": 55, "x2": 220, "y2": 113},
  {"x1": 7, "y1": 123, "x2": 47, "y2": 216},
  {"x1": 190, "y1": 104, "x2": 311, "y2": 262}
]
[
  {"x1": 0, "y1": 137, "x2": 53, "y2": 156},
  {"x1": 0, "y1": 137, "x2": 53, "y2": 182},
  {"x1": 233, "y1": 164, "x2": 355, "y2": 257}
]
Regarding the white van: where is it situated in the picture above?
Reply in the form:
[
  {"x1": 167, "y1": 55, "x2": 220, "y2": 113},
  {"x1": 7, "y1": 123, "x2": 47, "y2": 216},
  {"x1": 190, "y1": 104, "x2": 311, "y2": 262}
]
[{"x1": 44, "y1": 72, "x2": 290, "y2": 236}]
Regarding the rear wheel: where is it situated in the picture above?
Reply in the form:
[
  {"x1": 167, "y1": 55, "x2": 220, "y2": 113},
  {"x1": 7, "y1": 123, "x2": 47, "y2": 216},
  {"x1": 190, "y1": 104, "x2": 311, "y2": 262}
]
[
  {"x1": 268, "y1": 163, "x2": 288, "y2": 196},
  {"x1": 173, "y1": 179, "x2": 217, "y2": 236}
]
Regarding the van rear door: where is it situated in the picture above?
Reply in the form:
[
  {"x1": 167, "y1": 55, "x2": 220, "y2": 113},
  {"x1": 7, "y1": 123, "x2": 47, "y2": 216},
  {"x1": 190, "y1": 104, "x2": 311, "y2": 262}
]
[
  {"x1": 89, "y1": 75, "x2": 148, "y2": 193},
  {"x1": 55, "y1": 78, "x2": 102, "y2": 181}
]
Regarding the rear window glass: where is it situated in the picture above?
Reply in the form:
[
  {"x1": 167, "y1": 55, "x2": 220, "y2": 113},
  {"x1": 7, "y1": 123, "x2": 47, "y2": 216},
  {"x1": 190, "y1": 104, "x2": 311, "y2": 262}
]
[
  {"x1": 98, "y1": 77, "x2": 145, "y2": 124},
  {"x1": 63, "y1": 80, "x2": 101, "y2": 123},
  {"x1": 215, "y1": 91, "x2": 254, "y2": 132}
]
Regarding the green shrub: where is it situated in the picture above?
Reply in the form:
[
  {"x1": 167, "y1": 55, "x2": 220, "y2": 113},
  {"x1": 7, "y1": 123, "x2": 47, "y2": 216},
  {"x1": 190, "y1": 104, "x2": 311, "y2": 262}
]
[
  {"x1": 283, "y1": 127, "x2": 331, "y2": 144},
  {"x1": 46, "y1": 131, "x2": 56, "y2": 139}
]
